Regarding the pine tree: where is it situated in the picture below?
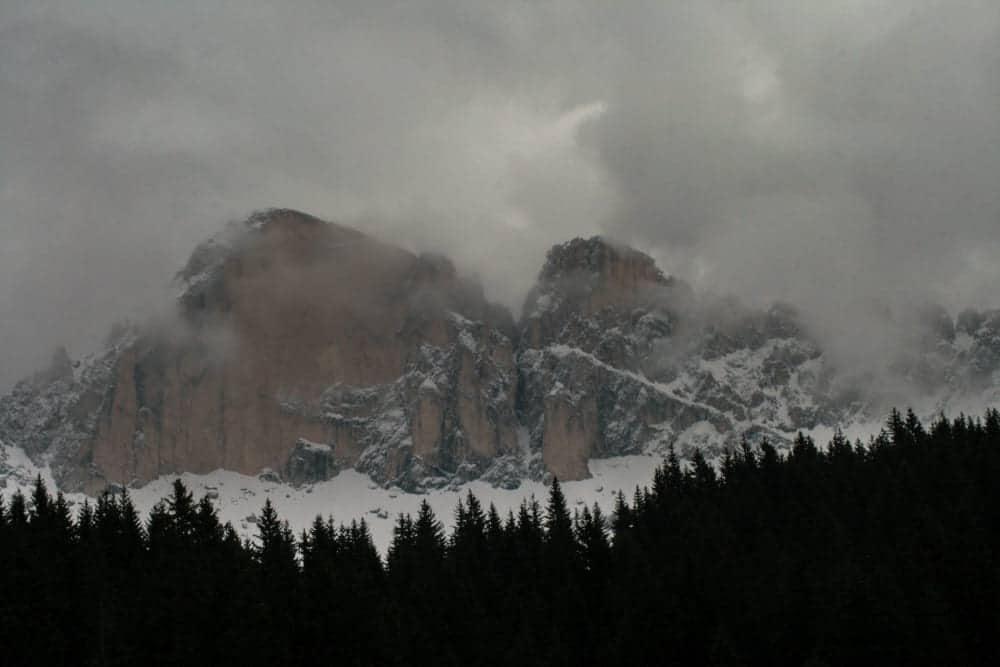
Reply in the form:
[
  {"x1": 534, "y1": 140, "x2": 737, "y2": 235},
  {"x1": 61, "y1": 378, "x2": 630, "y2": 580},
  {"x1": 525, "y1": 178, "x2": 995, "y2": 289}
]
[
  {"x1": 888, "y1": 407, "x2": 908, "y2": 446},
  {"x1": 52, "y1": 492, "x2": 73, "y2": 542},
  {"x1": 194, "y1": 493, "x2": 224, "y2": 547},
  {"x1": 414, "y1": 499, "x2": 446, "y2": 561},
  {"x1": 486, "y1": 502, "x2": 504, "y2": 546},
  {"x1": 985, "y1": 408, "x2": 1000, "y2": 440},
  {"x1": 146, "y1": 501, "x2": 172, "y2": 551},
  {"x1": 759, "y1": 439, "x2": 781, "y2": 470},
  {"x1": 543, "y1": 477, "x2": 577, "y2": 580},
  {"x1": 576, "y1": 504, "x2": 611, "y2": 577},
  {"x1": 691, "y1": 450, "x2": 718, "y2": 488},
  {"x1": 256, "y1": 498, "x2": 297, "y2": 572},
  {"x1": 167, "y1": 477, "x2": 197, "y2": 539},
  {"x1": 451, "y1": 491, "x2": 488, "y2": 578},
  {"x1": 117, "y1": 489, "x2": 144, "y2": 548},
  {"x1": 792, "y1": 431, "x2": 819, "y2": 462},
  {"x1": 253, "y1": 498, "x2": 299, "y2": 665},
  {"x1": 29, "y1": 475, "x2": 51, "y2": 522},
  {"x1": 388, "y1": 512, "x2": 415, "y2": 577},
  {"x1": 612, "y1": 491, "x2": 633, "y2": 534}
]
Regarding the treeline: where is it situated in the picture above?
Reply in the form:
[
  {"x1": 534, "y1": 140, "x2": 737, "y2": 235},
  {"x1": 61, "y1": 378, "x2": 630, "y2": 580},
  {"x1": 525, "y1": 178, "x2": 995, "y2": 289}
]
[{"x1": 1, "y1": 408, "x2": 999, "y2": 666}]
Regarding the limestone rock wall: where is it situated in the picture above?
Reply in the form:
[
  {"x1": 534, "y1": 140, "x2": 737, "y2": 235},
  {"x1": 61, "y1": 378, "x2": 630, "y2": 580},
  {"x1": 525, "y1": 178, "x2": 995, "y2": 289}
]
[
  {"x1": 5, "y1": 214, "x2": 1000, "y2": 492},
  {"x1": 2, "y1": 210, "x2": 520, "y2": 492}
]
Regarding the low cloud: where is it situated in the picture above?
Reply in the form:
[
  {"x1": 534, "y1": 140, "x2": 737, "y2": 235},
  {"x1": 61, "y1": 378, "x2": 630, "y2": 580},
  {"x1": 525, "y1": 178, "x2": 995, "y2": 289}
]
[{"x1": 1, "y1": 1, "x2": 998, "y2": 389}]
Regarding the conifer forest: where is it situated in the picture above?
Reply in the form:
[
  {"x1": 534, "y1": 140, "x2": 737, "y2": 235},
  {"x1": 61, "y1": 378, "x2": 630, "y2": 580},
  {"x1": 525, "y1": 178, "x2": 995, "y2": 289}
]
[{"x1": 1, "y1": 409, "x2": 998, "y2": 666}]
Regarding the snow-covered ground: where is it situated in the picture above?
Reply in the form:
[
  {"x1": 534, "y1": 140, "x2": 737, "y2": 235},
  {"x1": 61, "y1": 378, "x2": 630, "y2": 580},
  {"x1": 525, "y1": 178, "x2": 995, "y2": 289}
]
[
  {"x1": 0, "y1": 416, "x2": 900, "y2": 554},
  {"x1": 0, "y1": 444, "x2": 663, "y2": 553}
]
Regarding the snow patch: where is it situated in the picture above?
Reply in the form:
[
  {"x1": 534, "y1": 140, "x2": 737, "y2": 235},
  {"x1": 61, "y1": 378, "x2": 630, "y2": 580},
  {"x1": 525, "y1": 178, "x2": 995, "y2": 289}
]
[{"x1": 0, "y1": 442, "x2": 661, "y2": 554}]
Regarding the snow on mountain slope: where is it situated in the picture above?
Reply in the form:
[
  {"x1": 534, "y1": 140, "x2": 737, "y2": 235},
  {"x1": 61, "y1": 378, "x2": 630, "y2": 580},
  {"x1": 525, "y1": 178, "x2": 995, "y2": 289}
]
[
  {"x1": 0, "y1": 439, "x2": 661, "y2": 553},
  {"x1": 0, "y1": 407, "x2": 893, "y2": 555},
  {"x1": 2, "y1": 213, "x2": 999, "y2": 510}
]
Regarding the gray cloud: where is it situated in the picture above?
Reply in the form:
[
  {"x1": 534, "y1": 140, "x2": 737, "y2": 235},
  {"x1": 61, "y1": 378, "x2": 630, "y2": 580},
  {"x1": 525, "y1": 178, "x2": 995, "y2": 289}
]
[{"x1": 1, "y1": 0, "x2": 998, "y2": 388}]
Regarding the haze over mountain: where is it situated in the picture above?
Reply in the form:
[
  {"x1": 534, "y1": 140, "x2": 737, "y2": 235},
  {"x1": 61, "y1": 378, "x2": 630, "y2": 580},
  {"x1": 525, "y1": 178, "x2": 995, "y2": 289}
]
[
  {"x1": 2, "y1": 1, "x2": 999, "y2": 396},
  {"x1": 2, "y1": 209, "x2": 998, "y2": 498}
]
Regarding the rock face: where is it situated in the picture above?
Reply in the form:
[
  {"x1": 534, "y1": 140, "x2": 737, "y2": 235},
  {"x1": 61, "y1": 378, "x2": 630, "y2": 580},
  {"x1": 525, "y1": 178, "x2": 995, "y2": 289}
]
[
  {"x1": 2, "y1": 210, "x2": 999, "y2": 493},
  {"x1": 516, "y1": 238, "x2": 840, "y2": 480},
  {"x1": 285, "y1": 439, "x2": 336, "y2": 486},
  {"x1": 515, "y1": 238, "x2": 1000, "y2": 480},
  {"x1": 519, "y1": 238, "x2": 696, "y2": 479},
  {"x1": 1, "y1": 210, "x2": 519, "y2": 493}
]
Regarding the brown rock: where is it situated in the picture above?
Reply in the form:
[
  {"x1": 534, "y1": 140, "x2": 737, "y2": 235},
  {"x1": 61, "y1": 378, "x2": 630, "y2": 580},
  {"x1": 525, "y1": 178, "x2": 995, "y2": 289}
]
[
  {"x1": 78, "y1": 209, "x2": 519, "y2": 490},
  {"x1": 541, "y1": 395, "x2": 598, "y2": 481},
  {"x1": 520, "y1": 237, "x2": 679, "y2": 481}
]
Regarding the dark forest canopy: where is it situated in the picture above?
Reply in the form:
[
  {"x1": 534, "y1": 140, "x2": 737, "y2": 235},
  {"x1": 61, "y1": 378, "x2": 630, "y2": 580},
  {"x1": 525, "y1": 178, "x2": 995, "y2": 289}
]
[{"x1": 1, "y1": 408, "x2": 999, "y2": 666}]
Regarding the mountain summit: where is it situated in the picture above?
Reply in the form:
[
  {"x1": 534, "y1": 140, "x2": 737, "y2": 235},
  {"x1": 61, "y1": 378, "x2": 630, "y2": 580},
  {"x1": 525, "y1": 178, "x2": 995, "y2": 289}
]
[
  {"x1": 2, "y1": 210, "x2": 520, "y2": 492},
  {"x1": 2, "y1": 210, "x2": 999, "y2": 494}
]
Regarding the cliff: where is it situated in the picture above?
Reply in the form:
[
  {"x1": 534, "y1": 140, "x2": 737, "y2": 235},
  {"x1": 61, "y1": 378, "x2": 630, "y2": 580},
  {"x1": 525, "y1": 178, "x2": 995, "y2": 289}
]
[
  {"x1": 3, "y1": 211, "x2": 999, "y2": 493},
  {"x1": 1, "y1": 210, "x2": 520, "y2": 492}
]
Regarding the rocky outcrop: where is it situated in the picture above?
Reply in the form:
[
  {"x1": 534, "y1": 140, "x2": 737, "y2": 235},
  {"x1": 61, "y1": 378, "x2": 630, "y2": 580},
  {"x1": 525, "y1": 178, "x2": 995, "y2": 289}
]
[
  {"x1": 517, "y1": 238, "x2": 734, "y2": 480},
  {"x1": 1, "y1": 210, "x2": 519, "y2": 492},
  {"x1": 285, "y1": 439, "x2": 336, "y2": 486},
  {"x1": 516, "y1": 238, "x2": 935, "y2": 480},
  {"x1": 3, "y1": 213, "x2": 999, "y2": 493}
]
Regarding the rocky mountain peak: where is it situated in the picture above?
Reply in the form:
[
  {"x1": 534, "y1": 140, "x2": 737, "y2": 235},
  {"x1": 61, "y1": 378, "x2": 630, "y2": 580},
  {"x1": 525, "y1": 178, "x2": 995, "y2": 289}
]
[
  {"x1": 521, "y1": 236, "x2": 689, "y2": 353},
  {"x1": 175, "y1": 208, "x2": 373, "y2": 317},
  {"x1": 540, "y1": 236, "x2": 664, "y2": 280},
  {"x1": 533, "y1": 236, "x2": 668, "y2": 312},
  {"x1": 2, "y1": 210, "x2": 525, "y2": 493},
  {"x1": 3, "y1": 210, "x2": 999, "y2": 495}
]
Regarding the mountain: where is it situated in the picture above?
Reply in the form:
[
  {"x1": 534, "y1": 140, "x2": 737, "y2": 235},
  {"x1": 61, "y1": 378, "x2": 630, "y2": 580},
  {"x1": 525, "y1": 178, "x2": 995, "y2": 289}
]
[
  {"x1": 0, "y1": 210, "x2": 521, "y2": 493},
  {"x1": 2, "y1": 209, "x2": 999, "y2": 495}
]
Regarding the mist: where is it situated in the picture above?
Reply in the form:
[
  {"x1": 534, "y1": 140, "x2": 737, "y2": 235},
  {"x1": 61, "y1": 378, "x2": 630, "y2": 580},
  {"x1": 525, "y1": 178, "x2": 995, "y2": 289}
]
[{"x1": 2, "y1": 1, "x2": 999, "y2": 390}]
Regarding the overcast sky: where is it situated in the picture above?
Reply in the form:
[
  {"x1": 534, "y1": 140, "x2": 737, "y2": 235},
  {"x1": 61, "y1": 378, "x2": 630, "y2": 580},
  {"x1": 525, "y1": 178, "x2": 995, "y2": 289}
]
[{"x1": 2, "y1": 1, "x2": 999, "y2": 388}]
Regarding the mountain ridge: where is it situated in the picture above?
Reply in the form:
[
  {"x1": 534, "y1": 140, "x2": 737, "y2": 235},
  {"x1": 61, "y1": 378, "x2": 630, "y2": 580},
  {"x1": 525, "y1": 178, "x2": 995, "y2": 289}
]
[{"x1": 2, "y1": 208, "x2": 999, "y2": 494}]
